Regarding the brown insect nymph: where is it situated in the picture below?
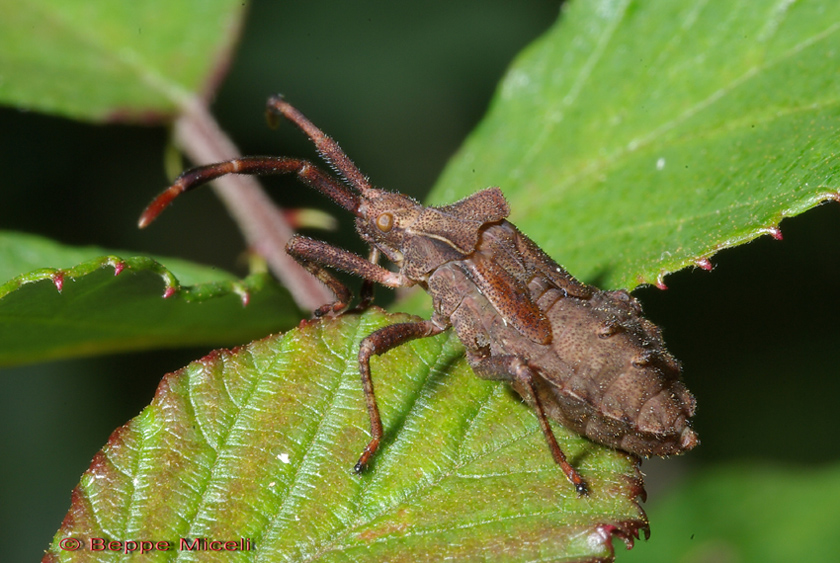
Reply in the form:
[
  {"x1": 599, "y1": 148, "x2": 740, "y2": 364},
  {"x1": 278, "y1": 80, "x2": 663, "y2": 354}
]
[{"x1": 140, "y1": 96, "x2": 698, "y2": 495}]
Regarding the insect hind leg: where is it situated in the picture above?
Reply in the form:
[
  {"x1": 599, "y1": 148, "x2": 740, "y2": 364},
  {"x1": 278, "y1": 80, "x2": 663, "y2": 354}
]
[{"x1": 471, "y1": 354, "x2": 588, "y2": 495}]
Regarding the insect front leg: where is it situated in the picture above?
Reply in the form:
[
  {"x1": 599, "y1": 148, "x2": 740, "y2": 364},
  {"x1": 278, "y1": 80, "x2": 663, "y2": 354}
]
[
  {"x1": 286, "y1": 236, "x2": 411, "y2": 317},
  {"x1": 471, "y1": 354, "x2": 589, "y2": 495},
  {"x1": 354, "y1": 319, "x2": 447, "y2": 473}
]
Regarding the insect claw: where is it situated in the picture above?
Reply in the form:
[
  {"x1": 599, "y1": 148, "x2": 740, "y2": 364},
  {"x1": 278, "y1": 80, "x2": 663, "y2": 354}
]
[
  {"x1": 314, "y1": 300, "x2": 349, "y2": 318},
  {"x1": 355, "y1": 437, "x2": 380, "y2": 474}
]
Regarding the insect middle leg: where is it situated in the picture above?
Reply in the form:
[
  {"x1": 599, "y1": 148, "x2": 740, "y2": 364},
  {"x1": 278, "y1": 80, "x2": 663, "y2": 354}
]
[
  {"x1": 352, "y1": 248, "x2": 382, "y2": 313},
  {"x1": 470, "y1": 354, "x2": 588, "y2": 495},
  {"x1": 354, "y1": 319, "x2": 446, "y2": 473}
]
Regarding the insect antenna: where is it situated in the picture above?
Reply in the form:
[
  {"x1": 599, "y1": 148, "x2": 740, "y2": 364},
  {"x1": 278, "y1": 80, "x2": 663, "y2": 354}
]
[
  {"x1": 138, "y1": 99, "x2": 370, "y2": 229},
  {"x1": 266, "y1": 95, "x2": 374, "y2": 197}
]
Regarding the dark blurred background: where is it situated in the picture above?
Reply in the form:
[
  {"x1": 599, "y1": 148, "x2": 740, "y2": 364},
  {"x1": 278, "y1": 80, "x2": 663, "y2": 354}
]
[{"x1": 2, "y1": 1, "x2": 839, "y2": 561}]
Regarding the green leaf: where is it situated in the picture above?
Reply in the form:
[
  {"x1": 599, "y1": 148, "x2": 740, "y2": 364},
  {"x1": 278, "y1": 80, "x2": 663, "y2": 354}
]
[
  {"x1": 620, "y1": 462, "x2": 840, "y2": 562},
  {"x1": 0, "y1": 231, "x2": 234, "y2": 287},
  {"x1": 0, "y1": 0, "x2": 246, "y2": 121},
  {"x1": 0, "y1": 232, "x2": 300, "y2": 366},
  {"x1": 429, "y1": 0, "x2": 840, "y2": 290},
  {"x1": 44, "y1": 310, "x2": 646, "y2": 562}
]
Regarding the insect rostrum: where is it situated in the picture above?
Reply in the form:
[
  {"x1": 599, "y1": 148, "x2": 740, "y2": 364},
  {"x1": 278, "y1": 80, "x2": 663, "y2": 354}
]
[{"x1": 140, "y1": 96, "x2": 697, "y2": 495}]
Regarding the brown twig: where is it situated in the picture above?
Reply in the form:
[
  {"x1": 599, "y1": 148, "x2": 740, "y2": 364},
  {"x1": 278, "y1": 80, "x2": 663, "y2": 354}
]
[{"x1": 172, "y1": 99, "x2": 332, "y2": 311}]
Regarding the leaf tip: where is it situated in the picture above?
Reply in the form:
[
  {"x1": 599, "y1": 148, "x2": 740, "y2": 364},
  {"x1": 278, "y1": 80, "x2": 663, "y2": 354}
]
[
  {"x1": 107, "y1": 257, "x2": 127, "y2": 276},
  {"x1": 595, "y1": 518, "x2": 650, "y2": 554},
  {"x1": 232, "y1": 283, "x2": 251, "y2": 306},
  {"x1": 284, "y1": 208, "x2": 339, "y2": 231},
  {"x1": 694, "y1": 257, "x2": 713, "y2": 271},
  {"x1": 51, "y1": 271, "x2": 65, "y2": 293},
  {"x1": 655, "y1": 273, "x2": 668, "y2": 290},
  {"x1": 823, "y1": 191, "x2": 840, "y2": 204},
  {"x1": 760, "y1": 225, "x2": 783, "y2": 241}
]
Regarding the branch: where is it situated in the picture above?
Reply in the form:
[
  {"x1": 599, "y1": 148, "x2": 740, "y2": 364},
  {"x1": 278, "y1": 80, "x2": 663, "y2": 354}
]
[{"x1": 172, "y1": 99, "x2": 333, "y2": 312}]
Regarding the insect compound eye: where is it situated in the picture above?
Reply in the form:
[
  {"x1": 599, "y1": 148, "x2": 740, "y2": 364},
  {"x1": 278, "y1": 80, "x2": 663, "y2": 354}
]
[{"x1": 375, "y1": 212, "x2": 395, "y2": 232}]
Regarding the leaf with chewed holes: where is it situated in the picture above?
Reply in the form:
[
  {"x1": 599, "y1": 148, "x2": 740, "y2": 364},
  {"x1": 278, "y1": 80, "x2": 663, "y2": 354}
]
[
  {"x1": 0, "y1": 232, "x2": 299, "y2": 366},
  {"x1": 430, "y1": 0, "x2": 840, "y2": 291},
  {"x1": 44, "y1": 309, "x2": 647, "y2": 563}
]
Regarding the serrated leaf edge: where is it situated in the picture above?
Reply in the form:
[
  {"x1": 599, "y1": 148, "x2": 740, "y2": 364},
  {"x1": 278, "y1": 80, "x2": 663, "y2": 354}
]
[{"x1": 0, "y1": 254, "x2": 271, "y2": 306}]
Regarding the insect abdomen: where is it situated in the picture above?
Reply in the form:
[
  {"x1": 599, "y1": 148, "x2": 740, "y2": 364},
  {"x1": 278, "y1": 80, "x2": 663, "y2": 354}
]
[
  {"x1": 429, "y1": 221, "x2": 697, "y2": 458},
  {"x1": 531, "y1": 286, "x2": 697, "y2": 456}
]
